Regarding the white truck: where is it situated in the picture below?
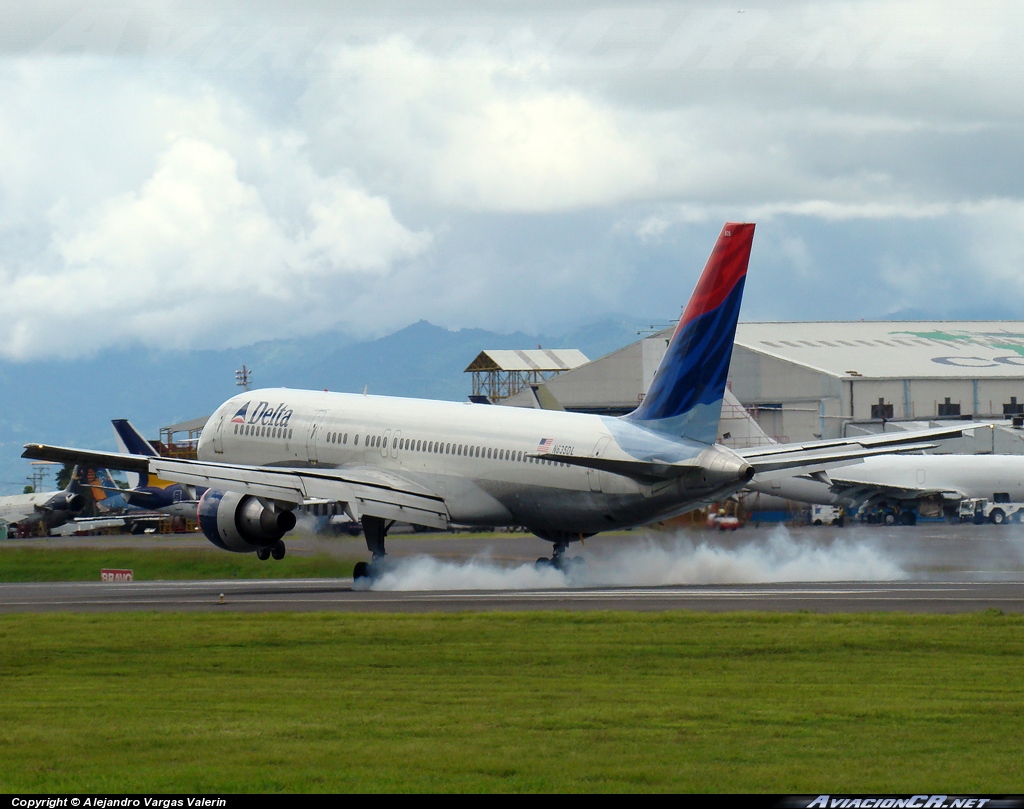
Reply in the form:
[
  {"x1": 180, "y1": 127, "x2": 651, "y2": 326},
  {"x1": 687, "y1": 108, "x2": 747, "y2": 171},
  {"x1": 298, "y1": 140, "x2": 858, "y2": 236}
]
[
  {"x1": 958, "y1": 498, "x2": 1024, "y2": 525},
  {"x1": 811, "y1": 505, "x2": 845, "y2": 526}
]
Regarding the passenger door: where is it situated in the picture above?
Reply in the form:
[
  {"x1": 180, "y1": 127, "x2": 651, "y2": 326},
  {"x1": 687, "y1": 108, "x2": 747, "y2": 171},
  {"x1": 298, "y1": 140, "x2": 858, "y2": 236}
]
[
  {"x1": 307, "y1": 410, "x2": 328, "y2": 465},
  {"x1": 588, "y1": 436, "x2": 612, "y2": 492}
]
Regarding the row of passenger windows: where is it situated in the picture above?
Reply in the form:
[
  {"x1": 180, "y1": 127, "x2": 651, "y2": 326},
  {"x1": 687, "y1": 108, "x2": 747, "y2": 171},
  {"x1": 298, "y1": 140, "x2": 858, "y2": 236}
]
[
  {"x1": 343, "y1": 430, "x2": 569, "y2": 466},
  {"x1": 235, "y1": 423, "x2": 568, "y2": 467},
  {"x1": 235, "y1": 423, "x2": 294, "y2": 440}
]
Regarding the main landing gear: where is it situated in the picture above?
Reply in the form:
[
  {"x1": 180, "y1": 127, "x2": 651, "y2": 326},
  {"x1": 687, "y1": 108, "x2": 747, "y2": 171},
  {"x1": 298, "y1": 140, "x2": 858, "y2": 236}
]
[
  {"x1": 536, "y1": 540, "x2": 573, "y2": 571},
  {"x1": 256, "y1": 540, "x2": 287, "y2": 561},
  {"x1": 353, "y1": 515, "x2": 394, "y2": 581},
  {"x1": 533, "y1": 532, "x2": 591, "y2": 572}
]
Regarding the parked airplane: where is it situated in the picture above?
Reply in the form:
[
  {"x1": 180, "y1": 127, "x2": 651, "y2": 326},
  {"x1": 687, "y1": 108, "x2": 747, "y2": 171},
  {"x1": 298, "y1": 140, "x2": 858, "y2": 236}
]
[
  {"x1": 109, "y1": 419, "x2": 201, "y2": 519},
  {"x1": 0, "y1": 466, "x2": 90, "y2": 535},
  {"x1": 719, "y1": 390, "x2": 1005, "y2": 524},
  {"x1": 24, "y1": 223, "x2": 971, "y2": 575}
]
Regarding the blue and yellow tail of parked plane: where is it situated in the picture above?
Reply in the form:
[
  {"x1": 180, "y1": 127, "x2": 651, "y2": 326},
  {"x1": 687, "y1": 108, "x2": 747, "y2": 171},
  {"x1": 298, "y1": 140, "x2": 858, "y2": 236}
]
[{"x1": 625, "y1": 222, "x2": 754, "y2": 444}]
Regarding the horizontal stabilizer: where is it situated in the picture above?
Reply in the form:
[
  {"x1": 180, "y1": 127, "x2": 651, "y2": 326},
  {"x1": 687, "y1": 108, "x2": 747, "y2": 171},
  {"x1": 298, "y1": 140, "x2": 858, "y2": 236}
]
[{"x1": 527, "y1": 453, "x2": 705, "y2": 483}]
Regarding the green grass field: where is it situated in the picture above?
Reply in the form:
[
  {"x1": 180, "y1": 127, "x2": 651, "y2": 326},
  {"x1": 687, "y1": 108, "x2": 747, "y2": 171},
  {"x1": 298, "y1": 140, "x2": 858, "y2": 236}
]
[{"x1": 2, "y1": 610, "x2": 1023, "y2": 793}]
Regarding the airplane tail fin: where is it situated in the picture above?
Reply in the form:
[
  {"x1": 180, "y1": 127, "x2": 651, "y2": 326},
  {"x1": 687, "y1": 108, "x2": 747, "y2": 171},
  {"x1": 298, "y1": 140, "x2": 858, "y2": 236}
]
[
  {"x1": 624, "y1": 222, "x2": 754, "y2": 443},
  {"x1": 529, "y1": 383, "x2": 566, "y2": 412},
  {"x1": 61, "y1": 465, "x2": 122, "y2": 514},
  {"x1": 76, "y1": 466, "x2": 128, "y2": 513},
  {"x1": 112, "y1": 419, "x2": 158, "y2": 488},
  {"x1": 62, "y1": 465, "x2": 88, "y2": 513},
  {"x1": 719, "y1": 389, "x2": 777, "y2": 447}
]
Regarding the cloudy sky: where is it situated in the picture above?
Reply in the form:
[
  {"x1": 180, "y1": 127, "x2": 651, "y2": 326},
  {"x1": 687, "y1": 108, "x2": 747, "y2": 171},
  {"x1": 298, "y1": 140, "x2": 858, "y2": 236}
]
[{"x1": 1, "y1": 1, "x2": 1022, "y2": 361}]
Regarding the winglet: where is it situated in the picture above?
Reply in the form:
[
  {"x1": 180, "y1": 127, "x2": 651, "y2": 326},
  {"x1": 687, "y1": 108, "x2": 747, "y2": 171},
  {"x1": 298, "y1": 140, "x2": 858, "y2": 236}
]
[
  {"x1": 625, "y1": 222, "x2": 754, "y2": 443},
  {"x1": 529, "y1": 384, "x2": 566, "y2": 412}
]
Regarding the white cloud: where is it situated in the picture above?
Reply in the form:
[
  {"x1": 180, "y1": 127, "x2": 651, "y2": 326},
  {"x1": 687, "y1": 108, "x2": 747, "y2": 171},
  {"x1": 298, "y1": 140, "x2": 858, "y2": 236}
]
[
  {"x1": 301, "y1": 37, "x2": 660, "y2": 212},
  {"x1": 963, "y1": 199, "x2": 1024, "y2": 289},
  {"x1": 0, "y1": 100, "x2": 431, "y2": 359},
  {"x1": 304, "y1": 183, "x2": 430, "y2": 272},
  {"x1": 3, "y1": 3, "x2": 1024, "y2": 360}
]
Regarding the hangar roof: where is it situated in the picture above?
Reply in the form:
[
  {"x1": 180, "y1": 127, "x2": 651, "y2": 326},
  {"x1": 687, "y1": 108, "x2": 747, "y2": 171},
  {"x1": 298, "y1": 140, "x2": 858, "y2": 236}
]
[
  {"x1": 162, "y1": 416, "x2": 209, "y2": 433},
  {"x1": 464, "y1": 349, "x2": 589, "y2": 373},
  {"x1": 735, "y1": 322, "x2": 1024, "y2": 379}
]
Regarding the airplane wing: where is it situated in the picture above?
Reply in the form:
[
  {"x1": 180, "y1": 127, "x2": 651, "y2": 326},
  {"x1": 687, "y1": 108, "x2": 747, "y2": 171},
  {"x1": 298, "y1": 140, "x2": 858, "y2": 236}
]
[
  {"x1": 737, "y1": 442, "x2": 941, "y2": 477},
  {"x1": 21, "y1": 444, "x2": 151, "y2": 474},
  {"x1": 735, "y1": 423, "x2": 976, "y2": 459},
  {"x1": 50, "y1": 516, "x2": 129, "y2": 536},
  {"x1": 732, "y1": 423, "x2": 980, "y2": 480},
  {"x1": 22, "y1": 443, "x2": 450, "y2": 529},
  {"x1": 820, "y1": 478, "x2": 966, "y2": 508},
  {"x1": 150, "y1": 457, "x2": 451, "y2": 530}
]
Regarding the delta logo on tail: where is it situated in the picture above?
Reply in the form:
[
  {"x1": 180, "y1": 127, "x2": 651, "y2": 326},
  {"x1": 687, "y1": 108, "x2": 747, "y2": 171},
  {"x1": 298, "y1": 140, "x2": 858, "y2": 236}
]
[{"x1": 626, "y1": 222, "x2": 755, "y2": 443}]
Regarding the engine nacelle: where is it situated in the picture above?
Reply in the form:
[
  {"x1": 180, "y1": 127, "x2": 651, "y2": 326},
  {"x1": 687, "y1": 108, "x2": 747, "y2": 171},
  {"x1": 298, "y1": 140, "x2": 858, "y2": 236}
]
[
  {"x1": 63, "y1": 493, "x2": 86, "y2": 513},
  {"x1": 198, "y1": 489, "x2": 297, "y2": 553},
  {"x1": 44, "y1": 491, "x2": 85, "y2": 514}
]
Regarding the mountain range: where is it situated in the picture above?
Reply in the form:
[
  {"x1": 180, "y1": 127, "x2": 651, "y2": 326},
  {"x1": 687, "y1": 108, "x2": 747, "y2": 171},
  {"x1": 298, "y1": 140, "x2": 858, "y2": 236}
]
[{"x1": 0, "y1": 318, "x2": 643, "y2": 495}]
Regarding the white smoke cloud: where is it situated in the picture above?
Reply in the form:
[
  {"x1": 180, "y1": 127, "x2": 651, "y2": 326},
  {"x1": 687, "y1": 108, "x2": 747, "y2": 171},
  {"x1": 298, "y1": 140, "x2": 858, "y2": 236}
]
[{"x1": 356, "y1": 526, "x2": 907, "y2": 591}]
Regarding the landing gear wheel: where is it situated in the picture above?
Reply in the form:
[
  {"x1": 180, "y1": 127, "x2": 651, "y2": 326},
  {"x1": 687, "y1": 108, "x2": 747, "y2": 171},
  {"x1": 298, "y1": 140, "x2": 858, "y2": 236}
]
[
  {"x1": 353, "y1": 561, "x2": 371, "y2": 580},
  {"x1": 256, "y1": 547, "x2": 271, "y2": 561},
  {"x1": 535, "y1": 543, "x2": 572, "y2": 571},
  {"x1": 271, "y1": 541, "x2": 286, "y2": 560}
]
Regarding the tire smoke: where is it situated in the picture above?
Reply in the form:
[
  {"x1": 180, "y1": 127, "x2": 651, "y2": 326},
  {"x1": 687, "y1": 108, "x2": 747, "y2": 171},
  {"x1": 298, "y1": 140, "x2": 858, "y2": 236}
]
[{"x1": 356, "y1": 525, "x2": 907, "y2": 591}]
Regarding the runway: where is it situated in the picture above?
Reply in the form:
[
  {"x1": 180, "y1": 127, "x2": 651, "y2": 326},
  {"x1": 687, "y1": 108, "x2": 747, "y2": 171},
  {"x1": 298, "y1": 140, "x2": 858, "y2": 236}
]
[
  {"x1": 2, "y1": 577, "x2": 1023, "y2": 613},
  {"x1": 3, "y1": 522, "x2": 1024, "y2": 613}
]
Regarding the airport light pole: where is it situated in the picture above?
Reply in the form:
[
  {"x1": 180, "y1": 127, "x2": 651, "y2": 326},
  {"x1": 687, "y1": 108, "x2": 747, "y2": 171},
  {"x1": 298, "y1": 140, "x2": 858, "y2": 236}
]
[{"x1": 235, "y1": 365, "x2": 252, "y2": 391}]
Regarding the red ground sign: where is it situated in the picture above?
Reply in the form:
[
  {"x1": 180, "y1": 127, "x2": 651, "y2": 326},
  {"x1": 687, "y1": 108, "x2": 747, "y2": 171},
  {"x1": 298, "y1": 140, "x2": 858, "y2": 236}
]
[{"x1": 101, "y1": 569, "x2": 134, "y2": 582}]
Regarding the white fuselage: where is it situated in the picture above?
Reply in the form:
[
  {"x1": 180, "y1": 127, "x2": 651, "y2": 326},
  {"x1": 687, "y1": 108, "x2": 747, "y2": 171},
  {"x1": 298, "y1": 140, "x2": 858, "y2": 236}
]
[
  {"x1": 0, "y1": 490, "x2": 65, "y2": 526},
  {"x1": 750, "y1": 454, "x2": 1024, "y2": 506},
  {"x1": 198, "y1": 388, "x2": 749, "y2": 534}
]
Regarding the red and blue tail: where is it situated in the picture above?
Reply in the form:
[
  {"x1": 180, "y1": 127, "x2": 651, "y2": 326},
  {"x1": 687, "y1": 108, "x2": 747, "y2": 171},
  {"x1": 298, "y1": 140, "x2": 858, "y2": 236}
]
[{"x1": 625, "y1": 222, "x2": 755, "y2": 443}]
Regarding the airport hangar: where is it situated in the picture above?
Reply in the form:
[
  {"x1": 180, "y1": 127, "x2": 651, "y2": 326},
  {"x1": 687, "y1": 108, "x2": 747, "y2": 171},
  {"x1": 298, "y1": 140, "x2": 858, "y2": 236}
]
[
  {"x1": 159, "y1": 321, "x2": 1024, "y2": 457},
  {"x1": 497, "y1": 321, "x2": 1024, "y2": 456}
]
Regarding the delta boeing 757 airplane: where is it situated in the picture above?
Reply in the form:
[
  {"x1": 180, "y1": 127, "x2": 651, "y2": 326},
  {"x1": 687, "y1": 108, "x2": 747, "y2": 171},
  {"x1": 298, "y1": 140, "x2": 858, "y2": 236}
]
[{"x1": 24, "y1": 223, "x2": 968, "y2": 578}]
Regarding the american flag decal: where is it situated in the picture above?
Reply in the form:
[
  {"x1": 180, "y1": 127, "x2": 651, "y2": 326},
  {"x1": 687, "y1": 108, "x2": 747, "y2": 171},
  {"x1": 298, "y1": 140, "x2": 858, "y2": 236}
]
[{"x1": 537, "y1": 438, "x2": 553, "y2": 453}]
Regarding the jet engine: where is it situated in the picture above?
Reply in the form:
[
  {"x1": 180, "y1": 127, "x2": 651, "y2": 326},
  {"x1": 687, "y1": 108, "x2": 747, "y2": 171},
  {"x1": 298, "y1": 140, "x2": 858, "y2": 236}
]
[
  {"x1": 53, "y1": 492, "x2": 86, "y2": 514},
  {"x1": 198, "y1": 489, "x2": 296, "y2": 553}
]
